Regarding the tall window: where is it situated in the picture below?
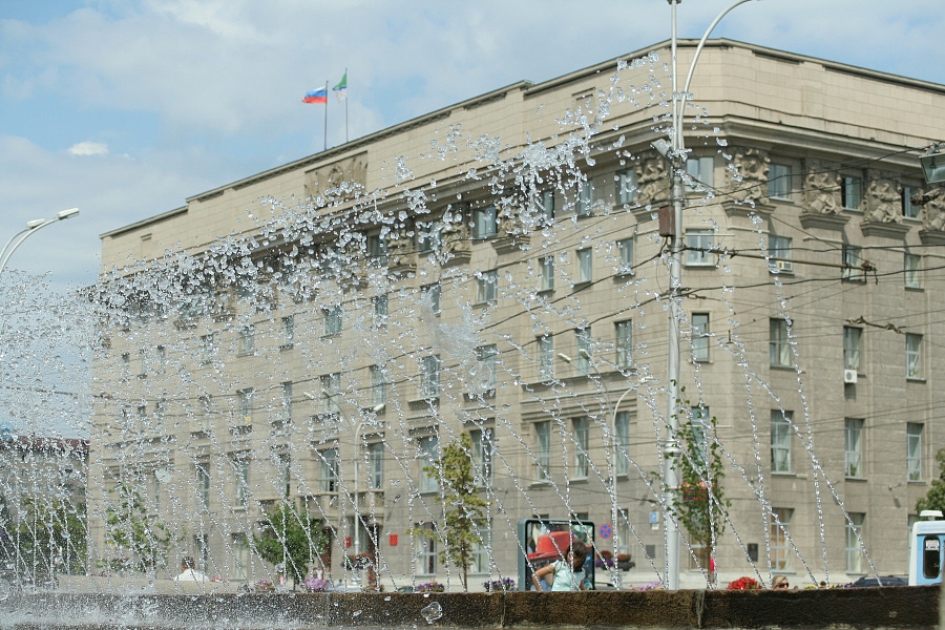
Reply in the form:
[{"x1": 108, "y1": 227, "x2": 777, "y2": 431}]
[
  {"x1": 471, "y1": 521, "x2": 492, "y2": 574},
  {"x1": 538, "y1": 335, "x2": 554, "y2": 381},
  {"x1": 277, "y1": 453, "x2": 291, "y2": 498},
  {"x1": 841, "y1": 245, "x2": 864, "y2": 281},
  {"x1": 903, "y1": 186, "x2": 919, "y2": 219},
  {"x1": 137, "y1": 349, "x2": 148, "y2": 377},
  {"x1": 685, "y1": 229, "x2": 714, "y2": 266},
  {"x1": 200, "y1": 334, "x2": 214, "y2": 364},
  {"x1": 577, "y1": 247, "x2": 593, "y2": 283},
  {"x1": 617, "y1": 238, "x2": 633, "y2": 274},
  {"x1": 281, "y1": 381, "x2": 293, "y2": 421},
  {"x1": 421, "y1": 283, "x2": 441, "y2": 315},
  {"x1": 536, "y1": 421, "x2": 551, "y2": 481},
  {"x1": 769, "y1": 318, "x2": 791, "y2": 367},
  {"x1": 196, "y1": 463, "x2": 210, "y2": 510},
  {"x1": 691, "y1": 406, "x2": 711, "y2": 468},
  {"x1": 576, "y1": 180, "x2": 595, "y2": 216},
  {"x1": 370, "y1": 364, "x2": 387, "y2": 407},
  {"x1": 768, "y1": 163, "x2": 792, "y2": 199},
  {"x1": 906, "y1": 334, "x2": 923, "y2": 379},
  {"x1": 367, "y1": 441, "x2": 384, "y2": 490},
  {"x1": 845, "y1": 418, "x2": 864, "y2": 478},
  {"x1": 320, "y1": 448, "x2": 339, "y2": 492},
  {"x1": 471, "y1": 428, "x2": 495, "y2": 487},
  {"x1": 476, "y1": 269, "x2": 498, "y2": 305},
  {"x1": 372, "y1": 294, "x2": 388, "y2": 328},
  {"x1": 238, "y1": 325, "x2": 255, "y2": 356},
  {"x1": 843, "y1": 326, "x2": 861, "y2": 371},
  {"x1": 198, "y1": 395, "x2": 212, "y2": 433},
  {"x1": 768, "y1": 235, "x2": 793, "y2": 273},
  {"x1": 615, "y1": 320, "x2": 633, "y2": 370},
  {"x1": 575, "y1": 327, "x2": 591, "y2": 376},
  {"x1": 234, "y1": 459, "x2": 250, "y2": 508},
  {"x1": 573, "y1": 417, "x2": 589, "y2": 479},
  {"x1": 415, "y1": 523, "x2": 436, "y2": 575},
  {"x1": 476, "y1": 345, "x2": 498, "y2": 394},
  {"x1": 770, "y1": 508, "x2": 793, "y2": 570},
  {"x1": 905, "y1": 253, "x2": 921, "y2": 289},
  {"x1": 323, "y1": 305, "x2": 343, "y2": 335},
  {"x1": 367, "y1": 233, "x2": 388, "y2": 267},
  {"x1": 418, "y1": 436, "x2": 439, "y2": 493},
  {"x1": 321, "y1": 373, "x2": 341, "y2": 415},
  {"x1": 539, "y1": 189, "x2": 555, "y2": 223},
  {"x1": 417, "y1": 220, "x2": 441, "y2": 253},
  {"x1": 473, "y1": 206, "x2": 497, "y2": 239},
  {"x1": 617, "y1": 169, "x2": 635, "y2": 205},
  {"x1": 841, "y1": 175, "x2": 863, "y2": 210},
  {"x1": 420, "y1": 355, "x2": 440, "y2": 398},
  {"x1": 614, "y1": 410, "x2": 630, "y2": 476},
  {"x1": 770, "y1": 410, "x2": 792, "y2": 474},
  {"x1": 155, "y1": 345, "x2": 166, "y2": 374},
  {"x1": 539, "y1": 256, "x2": 555, "y2": 291},
  {"x1": 281, "y1": 315, "x2": 295, "y2": 348},
  {"x1": 237, "y1": 388, "x2": 254, "y2": 424},
  {"x1": 845, "y1": 513, "x2": 865, "y2": 573},
  {"x1": 907, "y1": 423, "x2": 923, "y2": 482},
  {"x1": 686, "y1": 155, "x2": 714, "y2": 188},
  {"x1": 691, "y1": 314, "x2": 710, "y2": 362}
]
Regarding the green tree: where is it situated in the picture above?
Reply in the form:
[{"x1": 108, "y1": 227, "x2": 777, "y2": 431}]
[
  {"x1": 917, "y1": 448, "x2": 945, "y2": 513},
  {"x1": 413, "y1": 433, "x2": 487, "y2": 591},
  {"x1": 253, "y1": 501, "x2": 327, "y2": 588},
  {"x1": 11, "y1": 497, "x2": 87, "y2": 576},
  {"x1": 103, "y1": 481, "x2": 171, "y2": 574}
]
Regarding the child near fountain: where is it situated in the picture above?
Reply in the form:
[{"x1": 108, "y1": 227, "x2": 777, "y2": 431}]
[{"x1": 531, "y1": 540, "x2": 587, "y2": 591}]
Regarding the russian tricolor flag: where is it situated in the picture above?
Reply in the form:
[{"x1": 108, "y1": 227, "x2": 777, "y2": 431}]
[{"x1": 303, "y1": 88, "x2": 328, "y2": 104}]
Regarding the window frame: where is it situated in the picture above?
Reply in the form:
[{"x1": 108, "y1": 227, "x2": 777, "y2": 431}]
[
  {"x1": 573, "y1": 417, "x2": 590, "y2": 479},
  {"x1": 418, "y1": 436, "x2": 439, "y2": 493},
  {"x1": 907, "y1": 423, "x2": 923, "y2": 482},
  {"x1": 367, "y1": 441, "x2": 384, "y2": 490},
  {"x1": 319, "y1": 448, "x2": 339, "y2": 493},
  {"x1": 615, "y1": 320, "x2": 633, "y2": 370},
  {"x1": 538, "y1": 335, "x2": 554, "y2": 381},
  {"x1": 843, "y1": 326, "x2": 862, "y2": 372},
  {"x1": 616, "y1": 169, "x2": 636, "y2": 206},
  {"x1": 841, "y1": 245, "x2": 865, "y2": 282},
  {"x1": 476, "y1": 269, "x2": 498, "y2": 305},
  {"x1": 539, "y1": 255, "x2": 555, "y2": 292},
  {"x1": 617, "y1": 237, "x2": 634, "y2": 275},
  {"x1": 577, "y1": 247, "x2": 593, "y2": 284},
  {"x1": 471, "y1": 428, "x2": 495, "y2": 487},
  {"x1": 685, "y1": 229, "x2": 714, "y2": 267},
  {"x1": 768, "y1": 235, "x2": 793, "y2": 274},
  {"x1": 845, "y1": 513, "x2": 866, "y2": 573},
  {"x1": 536, "y1": 421, "x2": 551, "y2": 482},
  {"x1": 844, "y1": 418, "x2": 864, "y2": 479},
  {"x1": 768, "y1": 163, "x2": 793, "y2": 200},
  {"x1": 906, "y1": 333, "x2": 923, "y2": 379},
  {"x1": 905, "y1": 253, "x2": 922, "y2": 289},
  {"x1": 323, "y1": 305, "x2": 343, "y2": 335},
  {"x1": 420, "y1": 355, "x2": 441, "y2": 399},
  {"x1": 770, "y1": 507, "x2": 793, "y2": 571},
  {"x1": 769, "y1": 318, "x2": 792, "y2": 368},
  {"x1": 473, "y1": 206, "x2": 497, "y2": 239},
  {"x1": 841, "y1": 175, "x2": 863, "y2": 211},
  {"x1": 691, "y1": 313, "x2": 710, "y2": 362},
  {"x1": 770, "y1": 410, "x2": 793, "y2": 474},
  {"x1": 321, "y1": 373, "x2": 341, "y2": 415},
  {"x1": 614, "y1": 410, "x2": 630, "y2": 477}
]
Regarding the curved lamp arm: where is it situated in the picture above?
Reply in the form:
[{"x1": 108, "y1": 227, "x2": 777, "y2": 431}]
[{"x1": 0, "y1": 208, "x2": 79, "y2": 278}]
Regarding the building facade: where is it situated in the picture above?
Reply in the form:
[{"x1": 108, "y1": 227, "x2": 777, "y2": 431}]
[{"x1": 90, "y1": 40, "x2": 945, "y2": 589}]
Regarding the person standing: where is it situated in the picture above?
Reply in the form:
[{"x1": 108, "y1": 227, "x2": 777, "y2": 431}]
[
  {"x1": 174, "y1": 556, "x2": 209, "y2": 582},
  {"x1": 531, "y1": 541, "x2": 587, "y2": 591}
]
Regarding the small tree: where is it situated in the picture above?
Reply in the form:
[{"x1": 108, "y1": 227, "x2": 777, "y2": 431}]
[
  {"x1": 413, "y1": 433, "x2": 487, "y2": 591},
  {"x1": 16, "y1": 497, "x2": 88, "y2": 575},
  {"x1": 103, "y1": 481, "x2": 170, "y2": 574},
  {"x1": 917, "y1": 448, "x2": 945, "y2": 513},
  {"x1": 253, "y1": 501, "x2": 326, "y2": 588}
]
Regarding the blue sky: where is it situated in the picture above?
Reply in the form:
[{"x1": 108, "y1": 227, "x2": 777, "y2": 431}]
[{"x1": 2, "y1": 0, "x2": 944, "y2": 292}]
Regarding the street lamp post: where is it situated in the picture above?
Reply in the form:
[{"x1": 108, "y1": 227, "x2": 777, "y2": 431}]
[
  {"x1": 0, "y1": 208, "x2": 80, "y2": 278},
  {"x1": 663, "y1": 0, "x2": 757, "y2": 590}
]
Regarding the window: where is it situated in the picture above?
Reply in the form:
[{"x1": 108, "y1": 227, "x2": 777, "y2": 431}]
[
  {"x1": 769, "y1": 318, "x2": 791, "y2": 367},
  {"x1": 685, "y1": 229, "x2": 714, "y2": 266},
  {"x1": 120, "y1": 353, "x2": 131, "y2": 379},
  {"x1": 577, "y1": 248, "x2": 593, "y2": 284},
  {"x1": 137, "y1": 349, "x2": 148, "y2": 377},
  {"x1": 421, "y1": 283, "x2": 441, "y2": 315},
  {"x1": 903, "y1": 186, "x2": 919, "y2": 219},
  {"x1": 420, "y1": 355, "x2": 441, "y2": 398},
  {"x1": 768, "y1": 235, "x2": 793, "y2": 274},
  {"x1": 155, "y1": 346, "x2": 166, "y2": 374},
  {"x1": 614, "y1": 410, "x2": 630, "y2": 476},
  {"x1": 196, "y1": 463, "x2": 210, "y2": 510},
  {"x1": 471, "y1": 521, "x2": 492, "y2": 574},
  {"x1": 319, "y1": 448, "x2": 339, "y2": 492},
  {"x1": 154, "y1": 399, "x2": 166, "y2": 432},
  {"x1": 370, "y1": 364, "x2": 387, "y2": 407},
  {"x1": 843, "y1": 326, "x2": 861, "y2": 371},
  {"x1": 691, "y1": 406, "x2": 711, "y2": 468},
  {"x1": 198, "y1": 395, "x2": 212, "y2": 433},
  {"x1": 905, "y1": 253, "x2": 921, "y2": 289},
  {"x1": 367, "y1": 233, "x2": 388, "y2": 267},
  {"x1": 691, "y1": 313, "x2": 709, "y2": 362},
  {"x1": 418, "y1": 436, "x2": 439, "y2": 493},
  {"x1": 471, "y1": 428, "x2": 494, "y2": 487},
  {"x1": 536, "y1": 421, "x2": 551, "y2": 481},
  {"x1": 372, "y1": 293, "x2": 388, "y2": 328},
  {"x1": 473, "y1": 206, "x2": 497, "y2": 239},
  {"x1": 841, "y1": 175, "x2": 863, "y2": 210},
  {"x1": 906, "y1": 334, "x2": 922, "y2": 379},
  {"x1": 539, "y1": 256, "x2": 555, "y2": 291},
  {"x1": 686, "y1": 156, "x2": 714, "y2": 189},
  {"x1": 575, "y1": 327, "x2": 591, "y2": 376},
  {"x1": 845, "y1": 418, "x2": 864, "y2": 478},
  {"x1": 281, "y1": 381, "x2": 293, "y2": 421},
  {"x1": 476, "y1": 269, "x2": 497, "y2": 305},
  {"x1": 576, "y1": 180, "x2": 595, "y2": 216},
  {"x1": 539, "y1": 189, "x2": 555, "y2": 223},
  {"x1": 323, "y1": 305, "x2": 343, "y2": 335},
  {"x1": 321, "y1": 373, "x2": 341, "y2": 415},
  {"x1": 841, "y1": 245, "x2": 864, "y2": 281},
  {"x1": 770, "y1": 508, "x2": 793, "y2": 571},
  {"x1": 907, "y1": 423, "x2": 923, "y2": 482},
  {"x1": 538, "y1": 335, "x2": 554, "y2": 381},
  {"x1": 281, "y1": 315, "x2": 294, "y2": 348},
  {"x1": 415, "y1": 523, "x2": 436, "y2": 575},
  {"x1": 417, "y1": 220, "x2": 441, "y2": 253},
  {"x1": 278, "y1": 453, "x2": 291, "y2": 498},
  {"x1": 617, "y1": 238, "x2": 633, "y2": 274},
  {"x1": 770, "y1": 410, "x2": 792, "y2": 474},
  {"x1": 238, "y1": 325, "x2": 255, "y2": 356},
  {"x1": 615, "y1": 320, "x2": 632, "y2": 370},
  {"x1": 768, "y1": 163, "x2": 793, "y2": 199},
  {"x1": 573, "y1": 417, "x2": 589, "y2": 479},
  {"x1": 200, "y1": 334, "x2": 214, "y2": 364},
  {"x1": 234, "y1": 459, "x2": 250, "y2": 508},
  {"x1": 845, "y1": 513, "x2": 865, "y2": 573},
  {"x1": 237, "y1": 388, "x2": 254, "y2": 424},
  {"x1": 616, "y1": 169, "x2": 635, "y2": 205},
  {"x1": 475, "y1": 345, "x2": 498, "y2": 395},
  {"x1": 367, "y1": 441, "x2": 384, "y2": 490}
]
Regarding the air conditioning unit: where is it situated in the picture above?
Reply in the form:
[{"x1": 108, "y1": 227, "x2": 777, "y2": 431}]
[
  {"x1": 775, "y1": 259, "x2": 794, "y2": 273},
  {"x1": 843, "y1": 369, "x2": 858, "y2": 384}
]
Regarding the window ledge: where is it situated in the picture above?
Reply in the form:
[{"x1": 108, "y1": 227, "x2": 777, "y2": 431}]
[
  {"x1": 771, "y1": 472, "x2": 796, "y2": 477},
  {"x1": 279, "y1": 343, "x2": 294, "y2": 351},
  {"x1": 537, "y1": 288, "x2": 555, "y2": 295},
  {"x1": 614, "y1": 270, "x2": 634, "y2": 279},
  {"x1": 685, "y1": 263, "x2": 716, "y2": 269},
  {"x1": 573, "y1": 281, "x2": 592, "y2": 289},
  {"x1": 907, "y1": 480, "x2": 927, "y2": 485},
  {"x1": 845, "y1": 476, "x2": 868, "y2": 482},
  {"x1": 570, "y1": 478, "x2": 589, "y2": 484},
  {"x1": 905, "y1": 286, "x2": 924, "y2": 292},
  {"x1": 907, "y1": 377, "x2": 926, "y2": 383},
  {"x1": 770, "y1": 364, "x2": 795, "y2": 371},
  {"x1": 320, "y1": 332, "x2": 341, "y2": 339},
  {"x1": 530, "y1": 480, "x2": 552, "y2": 488}
]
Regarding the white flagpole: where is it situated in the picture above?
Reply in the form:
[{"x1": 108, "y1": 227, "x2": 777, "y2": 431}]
[
  {"x1": 323, "y1": 80, "x2": 328, "y2": 151},
  {"x1": 344, "y1": 68, "x2": 349, "y2": 143}
]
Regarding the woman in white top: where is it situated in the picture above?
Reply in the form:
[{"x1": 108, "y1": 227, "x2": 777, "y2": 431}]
[{"x1": 531, "y1": 540, "x2": 587, "y2": 591}]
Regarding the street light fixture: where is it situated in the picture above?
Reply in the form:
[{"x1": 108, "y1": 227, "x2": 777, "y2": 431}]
[
  {"x1": 0, "y1": 208, "x2": 80, "y2": 278},
  {"x1": 920, "y1": 147, "x2": 945, "y2": 184}
]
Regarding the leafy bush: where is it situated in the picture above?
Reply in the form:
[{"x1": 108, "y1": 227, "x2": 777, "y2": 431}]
[
  {"x1": 483, "y1": 578, "x2": 515, "y2": 592},
  {"x1": 415, "y1": 581, "x2": 445, "y2": 593}
]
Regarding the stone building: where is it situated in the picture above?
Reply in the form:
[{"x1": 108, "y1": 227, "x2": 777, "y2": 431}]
[{"x1": 90, "y1": 39, "x2": 945, "y2": 589}]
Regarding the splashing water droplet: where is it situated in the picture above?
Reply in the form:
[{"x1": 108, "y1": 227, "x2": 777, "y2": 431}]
[{"x1": 421, "y1": 602, "x2": 443, "y2": 624}]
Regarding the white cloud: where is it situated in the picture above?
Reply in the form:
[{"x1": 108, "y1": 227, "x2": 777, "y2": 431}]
[{"x1": 67, "y1": 141, "x2": 108, "y2": 156}]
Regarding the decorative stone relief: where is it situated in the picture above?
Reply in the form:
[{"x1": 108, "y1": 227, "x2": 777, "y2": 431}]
[
  {"x1": 803, "y1": 162, "x2": 841, "y2": 214},
  {"x1": 864, "y1": 171, "x2": 902, "y2": 224},
  {"x1": 304, "y1": 153, "x2": 368, "y2": 201},
  {"x1": 634, "y1": 152, "x2": 669, "y2": 208},
  {"x1": 919, "y1": 189, "x2": 945, "y2": 232},
  {"x1": 728, "y1": 147, "x2": 769, "y2": 204}
]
